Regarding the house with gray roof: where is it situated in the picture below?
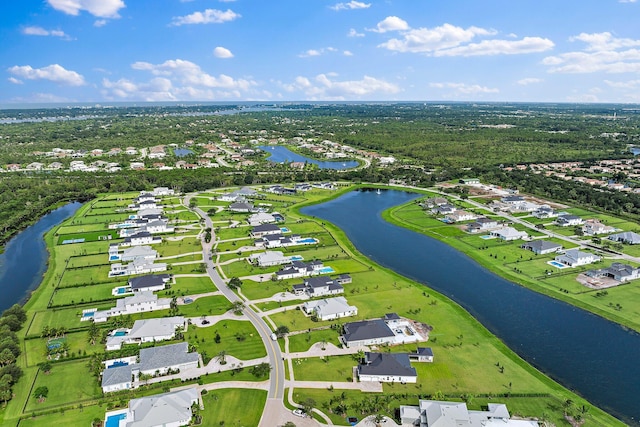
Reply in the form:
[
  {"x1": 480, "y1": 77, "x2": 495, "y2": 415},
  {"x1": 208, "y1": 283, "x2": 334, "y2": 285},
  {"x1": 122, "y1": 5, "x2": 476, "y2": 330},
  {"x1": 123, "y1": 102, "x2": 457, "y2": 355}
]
[
  {"x1": 556, "y1": 214, "x2": 584, "y2": 227},
  {"x1": 302, "y1": 297, "x2": 357, "y2": 321},
  {"x1": 341, "y1": 319, "x2": 395, "y2": 348},
  {"x1": 103, "y1": 387, "x2": 199, "y2": 427},
  {"x1": 251, "y1": 223, "x2": 282, "y2": 238},
  {"x1": 136, "y1": 342, "x2": 199, "y2": 377},
  {"x1": 275, "y1": 260, "x2": 325, "y2": 280},
  {"x1": 585, "y1": 263, "x2": 640, "y2": 283},
  {"x1": 229, "y1": 201, "x2": 254, "y2": 213},
  {"x1": 532, "y1": 205, "x2": 557, "y2": 219},
  {"x1": 409, "y1": 347, "x2": 434, "y2": 363},
  {"x1": 247, "y1": 212, "x2": 276, "y2": 226},
  {"x1": 357, "y1": 352, "x2": 417, "y2": 383},
  {"x1": 248, "y1": 251, "x2": 292, "y2": 267},
  {"x1": 292, "y1": 276, "x2": 344, "y2": 298},
  {"x1": 121, "y1": 231, "x2": 162, "y2": 247},
  {"x1": 609, "y1": 231, "x2": 640, "y2": 245},
  {"x1": 399, "y1": 399, "x2": 538, "y2": 427},
  {"x1": 555, "y1": 249, "x2": 601, "y2": 268},
  {"x1": 521, "y1": 240, "x2": 562, "y2": 255},
  {"x1": 106, "y1": 316, "x2": 186, "y2": 351},
  {"x1": 109, "y1": 258, "x2": 167, "y2": 278},
  {"x1": 119, "y1": 245, "x2": 158, "y2": 262},
  {"x1": 490, "y1": 227, "x2": 528, "y2": 241},
  {"x1": 467, "y1": 217, "x2": 499, "y2": 233},
  {"x1": 129, "y1": 274, "x2": 171, "y2": 292},
  {"x1": 101, "y1": 364, "x2": 133, "y2": 393},
  {"x1": 88, "y1": 291, "x2": 171, "y2": 323}
]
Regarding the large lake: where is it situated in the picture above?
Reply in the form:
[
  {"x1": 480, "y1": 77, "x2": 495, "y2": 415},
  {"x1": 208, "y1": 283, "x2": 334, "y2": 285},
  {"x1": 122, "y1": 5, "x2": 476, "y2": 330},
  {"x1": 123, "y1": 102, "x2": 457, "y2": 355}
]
[
  {"x1": 302, "y1": 189, "x2": 639, "y2": 425},
  {"x1": 0, "y1": 202, "x2": 82, "y2": 313},
  {"x1": 259, "y1": 145, "x2": 359, "y2": 170}
]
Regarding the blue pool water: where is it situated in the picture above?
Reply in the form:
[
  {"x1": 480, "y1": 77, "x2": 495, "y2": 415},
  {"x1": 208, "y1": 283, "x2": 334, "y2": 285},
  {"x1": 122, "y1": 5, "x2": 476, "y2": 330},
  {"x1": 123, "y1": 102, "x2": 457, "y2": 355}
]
[
  {"x1": 318, "y1": 267, "x2": 335, "y2": 274},
  {"x1": 297, "y1": 238, "x2": 317, "y2": 244},
  {"x1": 105, "y1": 413, "x2": 127, "y2": 427},
  {"x1": 108, "y1": 361, "x2": 128, "y2": 368},
  {"x1": 290, "y1": 256, "x2": 303, "y2": 261},
  {"x1": 480, "y1": 235, "x2": 495, "y2": 240},
  {"x1": 113, "y1": 331, "x2": 127, "y2": 336},
  {"x1": 116, "y1": 287, "x2": 128, "y2": 294},
  {"x1": 281, "y1": 227, "x2": 290, "y2": 232},
  {"x1": 110, "y1": 255, "x2": 120, "y2": 261},
  {"x1": 82, "y1": 311, "x2": 95, "y2": 318},
  {"x1": 548, "y1": 260, "x2": 569, "y2": 269}
]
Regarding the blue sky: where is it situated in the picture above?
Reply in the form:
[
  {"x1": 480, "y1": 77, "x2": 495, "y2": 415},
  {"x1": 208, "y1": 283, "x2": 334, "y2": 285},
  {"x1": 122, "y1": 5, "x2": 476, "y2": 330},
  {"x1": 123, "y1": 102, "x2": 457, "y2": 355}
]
[{"x1": 2, "y1": 0, "x2": 640, "y2": 104}]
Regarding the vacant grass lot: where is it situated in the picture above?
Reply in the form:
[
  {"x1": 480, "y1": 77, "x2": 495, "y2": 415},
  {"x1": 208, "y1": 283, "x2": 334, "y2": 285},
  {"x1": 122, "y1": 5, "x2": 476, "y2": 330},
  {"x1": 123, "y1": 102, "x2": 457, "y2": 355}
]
[
  {"x1": 185, "y1": 319, "x2": 266, "y2": 360},
  {"x1": 288, "y1": 329, "x2": 342, "y2": 353},
  {"x1": 161, "y1": 276, "x2": 215, "y2": 296},
  {"x1": 178, "y1": 295, "x2": 231, "y2": 317},
  {"x1": 156, "y1": 238, "x2": 201, "y2": 256},
  {"x1": 24, "y1": 331, "x2": 104, "y2": 367},
  {"x1": 292, "y1": 354, "x2": 355, "y2": 382},
  {"x1": 51, "y1": 281, "x2": 127, "y2": 306},
  {"x1": 200, "y1": 388, "x2": 267, "y2": 427}
]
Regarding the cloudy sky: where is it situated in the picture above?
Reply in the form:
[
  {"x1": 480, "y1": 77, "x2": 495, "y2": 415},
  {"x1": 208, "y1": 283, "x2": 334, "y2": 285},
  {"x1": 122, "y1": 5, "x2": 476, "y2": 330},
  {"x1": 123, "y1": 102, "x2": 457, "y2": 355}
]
[{"x1": 2, "y1": 0, "x2": 640, "y2": 104}]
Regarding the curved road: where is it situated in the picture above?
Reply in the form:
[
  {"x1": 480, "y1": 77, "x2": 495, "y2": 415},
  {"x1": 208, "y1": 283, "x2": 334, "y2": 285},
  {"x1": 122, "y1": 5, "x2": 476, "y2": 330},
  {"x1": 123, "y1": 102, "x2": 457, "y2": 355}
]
[{"x1": 183, "y1": 195, "x2": 286, "y2": 405}]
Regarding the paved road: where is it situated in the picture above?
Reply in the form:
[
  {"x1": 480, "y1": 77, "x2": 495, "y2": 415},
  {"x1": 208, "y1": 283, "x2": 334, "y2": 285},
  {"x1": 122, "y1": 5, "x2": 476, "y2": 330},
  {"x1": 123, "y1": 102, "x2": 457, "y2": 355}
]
[{"x1": 183, "y1": 194, "x2": 286, "y2": 403}]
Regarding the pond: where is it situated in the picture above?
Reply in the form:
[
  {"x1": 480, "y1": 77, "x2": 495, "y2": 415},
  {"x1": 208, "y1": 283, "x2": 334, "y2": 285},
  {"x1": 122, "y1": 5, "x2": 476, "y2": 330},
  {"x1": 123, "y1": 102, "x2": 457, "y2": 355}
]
[
  {"x1": 302, "y1": 189, "x2": 639, "y2": 425},
  {"x1": 0, "y1": 202, "x2": 82, "y2": 313},
  {"x1": 258, "y1": 145, "x2": 359, "y2": 170},
  {"x1": 173, "y1": 148, "x2": 194, "y2": 157}
]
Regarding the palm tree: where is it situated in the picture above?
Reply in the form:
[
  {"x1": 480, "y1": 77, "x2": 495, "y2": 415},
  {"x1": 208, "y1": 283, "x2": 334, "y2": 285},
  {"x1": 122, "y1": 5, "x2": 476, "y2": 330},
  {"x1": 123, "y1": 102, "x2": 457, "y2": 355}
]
[{"x1": 216, "y1": 350, "x2": 227, "y2": 365}]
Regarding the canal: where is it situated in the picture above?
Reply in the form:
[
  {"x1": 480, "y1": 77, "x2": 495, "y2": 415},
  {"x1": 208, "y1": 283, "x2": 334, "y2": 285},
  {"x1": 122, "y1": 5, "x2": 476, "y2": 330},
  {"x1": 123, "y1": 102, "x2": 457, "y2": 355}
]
[
  {"x1": 302, "y1": 188, "x2": 639, "y2": 425},
  {"x1": 259, "y1": 145, "x2": 359, "y2": 170},
  {"x1": 0, "y1": 202, "x2": 82, "y2": 313}
]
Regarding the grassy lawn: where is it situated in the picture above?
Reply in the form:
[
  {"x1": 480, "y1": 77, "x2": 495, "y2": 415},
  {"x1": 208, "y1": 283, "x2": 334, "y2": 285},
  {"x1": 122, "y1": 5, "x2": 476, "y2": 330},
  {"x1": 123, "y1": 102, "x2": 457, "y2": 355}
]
[
  {"x1": 59, "y1": 265, "x2": 114, "y2": 288},
  {"x1": 288, "y1": 329, "x2": 342, "y2": 353},
  {"x1": 239, "y1": 280, "x2": 290, "y2": 300},
  {"x1": 200, "y1": 388, "x2": 267, "y2": 427},
  {"x1": 185, "y1": 319, "x2": 266, "y2": 360},
  {"x1": 178, "y1": 295, "x2": 231, "y2": 317},
  {"x1": 292, "y1": 355, "x2": 355, "y2": 382},
  {"x1": 155, "y1": 238, "x2": 201, "y2": 257},
  {"x1": 160, "y1": 276, "x2": 216, "y2": 297},
  {"x1": 24, "y1": 332, "x2": 104, "y2": 367},
  {"x1": 51, "y1": 281, "x2": 127, "y2": 306},
  {"x1": 17, "y1": 403, "x2": 106, "y2": 427},
  {"x1": 24, "y1": 361, "x2": 102, "y2": 412}
]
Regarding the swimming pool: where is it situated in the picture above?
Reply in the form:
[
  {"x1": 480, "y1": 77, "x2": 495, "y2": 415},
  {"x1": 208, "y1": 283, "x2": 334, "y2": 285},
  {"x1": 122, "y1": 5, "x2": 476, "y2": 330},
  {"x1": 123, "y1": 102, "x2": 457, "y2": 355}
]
[
  {"x1": 116, "y1": 287, "x2": 128, "y2": 294},
  {"x1": 480, "y1": 235, "x2": 495, "y2": 240},
  {"x1": 105, "y1": 412, "x2": 127, "y2": 427},
  {"x1": 548, "y1": 260, "x2": 569, "y2": 269},
  {"x1": 82, "y1": 311, "x2": 95, "y2": 318},
  {"x1": 281, "y1": 227, "x2": 290, "y2": 232},
  {"x1": 110, "y1": 255, "x2": 120, "y2": 261},
  {"x1": 113, "y1": 330, "x2": 127, "y2": 337},
  {"x1": 297, "y1": 238, "x2": 317, "y2": 244},
  {"x1": 318, "y1": 267, "x2": 335, "y2": 274},
  {"x1": 108, "y1": 360, "x2": 129, "y2": 368}
]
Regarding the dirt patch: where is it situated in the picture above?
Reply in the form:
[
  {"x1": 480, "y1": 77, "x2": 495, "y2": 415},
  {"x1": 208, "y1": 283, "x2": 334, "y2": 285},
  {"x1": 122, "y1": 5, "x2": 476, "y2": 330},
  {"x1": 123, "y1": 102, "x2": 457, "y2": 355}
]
[{"x1": 576, "y1": 273, "x2": 622, "y2": 289}]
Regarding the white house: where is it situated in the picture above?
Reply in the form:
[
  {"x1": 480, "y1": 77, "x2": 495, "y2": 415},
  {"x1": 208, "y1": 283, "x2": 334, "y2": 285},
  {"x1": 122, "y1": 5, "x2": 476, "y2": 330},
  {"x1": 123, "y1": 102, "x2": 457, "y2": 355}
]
[
  {"x1": 533, "y1": 205, "x2": 557, "y2": 219},
  {"x1": 292, "y1": 276, "x2": 344, "y2": 297},
  {"x1": 582, "y1": 219, "x2": 615, "y2": 236},
  {"x1": 467, "y1": 217, "x2": 499, "y2": 233},
  {"x1": 251, "y1": 224, "x2": 282, "y2": 238},
  {"x1": 129, "y1": 274, "x2": 171, "y2": 292},
  {"x1": 609, "y1": 231, "x2": 640, "y2": 245},
  {"x1": 109, "y1": 258, "x2": 167, "y2": 277},
  {"x1": 556, "y1": 215, "x2": 584, "y2": 227},
  {"x1": 521, "y1": 240, "x2": 562, "y2": 255},
  {"x1": 152, "y1": 187, "x2": 175, "y2": 196},
  {"x1": 247, "y1": 212, "x2": 277, "y2": 226},
  {"x1": 101, "y1": 365, "x2": 133, "y2": 393},
  {"x1": 555, "y1": 249, "x2": 601, "y2": 267},
  {"x1": 105, "y1": 316, "x2": 186, "y2": 351},
  {"x1": 104, "y1": 388, "x2": 199, "y2": 427},
  {"x1": 136, "y1": 342, "x2": 199, "y2": 377},
  {"x1": 116, "y1": 245, "x2": 157, "y2": 262},
  {"x1": 275, "y1": 260, "x2": 325, "y2": 280},
  {"x1": 302, "y1": 297, "x2": 357, "y2": 321},
  {"x1": 446, "y1": 210, "x2": 477, "y2": 223},
  {"x1": 121, "y1": 232, "x2": 162, "y2": 247},
  {"x1": 88, "y1": 292, "x2": 171, "y2": 323},
  {"x1": 357, "y1": 352, "x2": 417, "y2": 383},
  {"x1": 490, "y1": 227, "x2": 528, "y2": 241}
]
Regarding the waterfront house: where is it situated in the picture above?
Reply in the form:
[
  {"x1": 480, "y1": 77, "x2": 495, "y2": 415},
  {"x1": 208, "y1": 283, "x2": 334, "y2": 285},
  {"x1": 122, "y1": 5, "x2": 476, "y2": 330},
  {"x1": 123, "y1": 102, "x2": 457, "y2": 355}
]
[
  {"x1": 251, "y1": 224, "x2": 282, "y2": 238},
  {"x1": 357, "y1": 352, "x2": 417, "y2": 383},
  {"x1": 521, "y1": 240, "x2": 563, "y2": 255},
  {"x1": 585, "y1": 263, "x2": 640, "y2": 283},
  {"x1": 248, "y1": 251, "x2": 292, "y2": 267},
  {"x1": 555, "y1": 249, "x2": 601, "y2": 267},
  {"x1": 467, "y1": 217, "x2": 499, "y2": 233},
  {"x1": 275, "y1": 260, "x2": 325, "y2": 280},
  {"x1": 292, "y1": 276, "x2": 344, "y2": 297},
  {"x1": 446, "y1": 210, "x2": 477, "y2": 223},
  {"x1": 490, "y1": 227, "x2": 528, "y2": 241},
  {"x1": 302, "y1": 297, "x2": 358, "y2": 321},
  {"x1": 89, "y1": 291, "x2": 171, "y2": 323},
  {"x1": 409, "y1": 347, "x2": 434, "y2": 363}
]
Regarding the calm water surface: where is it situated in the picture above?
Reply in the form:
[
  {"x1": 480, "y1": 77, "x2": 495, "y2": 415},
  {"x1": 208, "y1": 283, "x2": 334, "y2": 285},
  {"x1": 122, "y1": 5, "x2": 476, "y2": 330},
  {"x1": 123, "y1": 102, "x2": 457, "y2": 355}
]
[
  {"x1": 259, "y1": 145, "x2": 359, "y2": 170},
  {"x1": 0, "y1": 202, "x2": 81, "y2": 313},
  {"x1": 302, "y1": 189, "x2": 639, "y2": 425}
]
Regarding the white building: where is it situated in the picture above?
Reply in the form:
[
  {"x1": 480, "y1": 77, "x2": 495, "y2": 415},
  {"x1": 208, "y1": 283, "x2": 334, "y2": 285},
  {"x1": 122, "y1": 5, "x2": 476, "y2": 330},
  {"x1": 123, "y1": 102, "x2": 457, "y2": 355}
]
[
  {"x1": 248, "y1": 251, "x2": 293, "y2": 267},
  {"x1": 104, "y1": 388, "x2": 199, "y2": 427},
  {"x1": 109, "y1": 258, "x2": 167, "y2": 278},
  {"x1": 302, "y1": 297, "x2": 357, "y2": 321},
  {"x1": 357, "y1": 352, "x2": 417, "y2": 383},
  {"x1": 105, "y1": 316, "x2": 186, "y2": 351},
  {"x1": 555, "y1": 249, "x2": 601, "y2": 267},
  {"x1": 87, "y1": 292, "x2": 171, "y2": 323},
  {"x1": 490, "y1": 227, "x2": 528, "y2": 241}
]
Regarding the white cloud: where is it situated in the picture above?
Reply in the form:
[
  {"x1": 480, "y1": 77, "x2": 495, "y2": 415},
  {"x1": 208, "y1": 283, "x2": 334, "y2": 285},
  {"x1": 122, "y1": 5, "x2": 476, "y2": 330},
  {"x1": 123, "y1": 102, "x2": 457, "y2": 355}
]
[
  {"x1": 543, "y1": 32, "x2": 640, "y2": 73},
  {"x1": 22, "y1": 26, "x2": 71, "y2": 39},
  {"x1": 7, "y1": 64, "x2": 85, "y2": 86},
  {"x1": 517, "y1": 77, "x2": 543, "y2": 85},
  {"x1": 47, "y1": 0, "x2": 125, "y2": 18},
  {"x1": 103, "y1": 58, "x2": 257, "y2": 101},
  {"x1": 330, "y1": 1, "x2": 371, "y2": 11},
  {"x1": 343, "y1": 50, "x2": 353, "y2": 56},
  {"x1": 379, "y1": 23, "x2": 495, "y2": 53},
  {"x1": 430, "y1": 82, "x2": 499, "y2": 96},
  {"x1": 298, "y1": 47, "x2": 337, "y2": 58},
  {"x1": 281, "y1": 74, "x2": 400, "y2": 100},
  {"x1": 434, "y1": 37, "x2": 554, "y2": 57},
  {"x1": 94, "y1": 19, "x2": 107, "y2": 27},
  {"x1": 170, "y1": 9, "x2": 240, "y2": 26},
  {"x1": 10, "y1": 92, "x2": 73, "y2": 103},
  {"x1": 213, "y1": 46, "x2": 234, "y2": 58},
  {"x1": 368, "y1": 16, "x2": 409, "y2": 33},
  {"x1": 605, "y1": 79, "x2": 640, "y2": 88},
  {"x1": 8, "y1": 77, "x2": 23, "y2": 84},
  {"x1": 348, "y1": 28, "x2": 364, "y2": 38},
  {"x1": 619, "y1": 0, "x2": 637, "y2": 3}
]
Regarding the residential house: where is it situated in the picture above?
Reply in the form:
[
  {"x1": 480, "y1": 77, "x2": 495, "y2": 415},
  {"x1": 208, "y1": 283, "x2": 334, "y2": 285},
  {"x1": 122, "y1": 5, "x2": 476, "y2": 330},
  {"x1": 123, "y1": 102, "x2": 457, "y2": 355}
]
[
  {"x1": 110, "y1": 245, "x2": 158, "y2": 262},
  {"x1": 275, "y1": 260, "x2": 325, "y2": 280},
  {"x1": 423, "y1": 197, "x2": 448, "y2": 208},
  {"x1": 586, "y1": 262, "x2": 640, "y2": 283},
  {"x1": 136, "y1": 342, "x2": 199, "y2": 377},
  {"x1": 248, "y1": 251, "x2": 293, "y2": 267},
  {"x1": 129, "y1": 199, "x2": 159, "y2": 211},
  {"x1": 532, "y1": 205, "x2": 557, "y2": 219},
  {"x1": 555, "y1": 249, "x2": 601, "y2": 268},
  {"x1": 446, "y1": 210, "x2": 477, "y2": 223},
  {"x1": 109, "y1": 258, "x2": 167, "y2": 277},
  {"x1": 103, "y1": 388, "x2": 199, "y2": 427},
  {"x1": 459, "y1": 178, "x2": 480, "y2": 184},
  {"x1": 292, "y1": 276, "x2": 344, "y2": 298},
  {"x1": 152, "y1": 187, "x2": 175, "y2": 196},
  {"x1": 302, "y1": 297, "x2": 357, "y2": 321},
  {"x1": 521, "y1": 240, "x2": 563, "y2": 255},
  {"x1": 582, "y1": 219, "x2": 615, "y2": 236},
  {"x1": 254, "y1": 234, "x2": 317, "y2": 249},
  {"x1": 88, "y1": 291, "x2": 171, "y2": 323},
  {"x1": 106, "y1": 316, "x2": 186, "y2": 350},
  {"x1": 556, "y1": 215, "x2": 584, "y2": 227},
  {"x1": 341, "y1": 319, "x2": 395, "y2": 348},
  {"x1": 357, "y1": 352, "x2": 417, "y2": 383},
  {"x1": 129, "y1": 274, "x2": 171, "y2": 292},
  {"x1": 229, "y1": 201, "x2": 254, "y2": 213},
  {"x1": 501, "y1": 195, "x2": 526, "y2": 205},
  {"x1": 251, "y1": 224, "x2": 282, "y2": 238},
  {"x1": 399, "y1": 399, "x2": 538, "y2": 427},
  {"x1": 121, "y1": 232, "x2": 162, "y2": 247},
  {"x1": 247, "y1": 212, "x2": 277, "y2": 226},
  {"x1": 467, "y1": 217, "x2": 499, "y2": 233},
  {"x1": 101, "y1": 364, "x2": 133, "y2": 393},
  {"x1": 409, "y1": 347, "x2": 434, "y2": 363},
  {"x1": 609, "y1": 231, "x2": 640, "y2": 245},
  {"x1": 490, "y1": 227, "x2": 528, "y2": 241},
  {"x1": 433, "y1": 204, "x2": 456, "y2": 215}
]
